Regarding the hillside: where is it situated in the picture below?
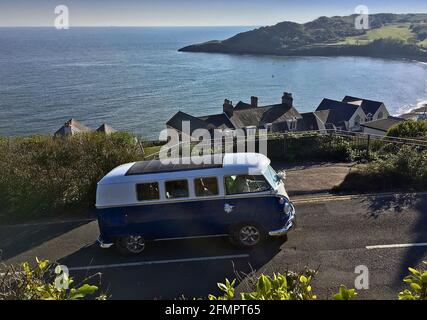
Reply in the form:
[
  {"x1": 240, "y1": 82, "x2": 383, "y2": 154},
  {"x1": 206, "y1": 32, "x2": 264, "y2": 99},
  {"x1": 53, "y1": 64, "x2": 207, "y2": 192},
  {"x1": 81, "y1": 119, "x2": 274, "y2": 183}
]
[{"x1": 179, "y1": 13, "x2": 427, "y2": 61}]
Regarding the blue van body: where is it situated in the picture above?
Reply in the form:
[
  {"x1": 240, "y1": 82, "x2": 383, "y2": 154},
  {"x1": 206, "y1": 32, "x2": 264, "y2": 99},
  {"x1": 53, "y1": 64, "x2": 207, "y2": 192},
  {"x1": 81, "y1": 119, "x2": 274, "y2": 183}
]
[{"x1": 96, "y1": 153, "x2": 295, "y2": 248}]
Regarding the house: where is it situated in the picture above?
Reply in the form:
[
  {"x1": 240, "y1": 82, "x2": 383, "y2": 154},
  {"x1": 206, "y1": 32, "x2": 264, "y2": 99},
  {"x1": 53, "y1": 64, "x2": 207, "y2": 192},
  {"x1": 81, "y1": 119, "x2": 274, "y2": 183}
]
[
  {"x1": 55, "y1": 119, "x2": 117, "y2": 136},
  {"x1": 360, "y1": 117, "x2": 405, "y2": 136},
  {"x1": 54, "y1": 119, "x2": 91, "y2": 136},
  {"x1": 342, "y1": 96, "x2": 390, "y2": 122},
  {"x1": 314, "y1": 96, "x2": 390, "y2": 132},
  {"x1": 297, "y1": 112, "x2": 327, "y2": 132},
  {"x1": 96, "y1": 123, "x2": 117, "y2": 135},
  {"x1": 166, "y1": 92, "x2": 303, "y2": 136},
  {"x1": 315, "y1": 98, "x2": 367, "y2": 131}
]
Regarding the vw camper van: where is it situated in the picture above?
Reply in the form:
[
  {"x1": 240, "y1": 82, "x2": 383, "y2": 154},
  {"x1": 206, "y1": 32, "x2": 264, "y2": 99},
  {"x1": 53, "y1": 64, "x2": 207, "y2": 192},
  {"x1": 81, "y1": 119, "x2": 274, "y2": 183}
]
[{"x1": 96, "y1": 153, "x2": 295, "y2": 255}]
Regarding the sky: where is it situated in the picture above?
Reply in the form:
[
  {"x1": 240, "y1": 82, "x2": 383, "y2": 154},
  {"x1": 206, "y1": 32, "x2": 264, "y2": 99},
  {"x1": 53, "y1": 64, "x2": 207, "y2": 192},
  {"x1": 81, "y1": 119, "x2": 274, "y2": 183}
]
[{"x1": 0, "y1": 0, "x2": 426, "y2": 27}]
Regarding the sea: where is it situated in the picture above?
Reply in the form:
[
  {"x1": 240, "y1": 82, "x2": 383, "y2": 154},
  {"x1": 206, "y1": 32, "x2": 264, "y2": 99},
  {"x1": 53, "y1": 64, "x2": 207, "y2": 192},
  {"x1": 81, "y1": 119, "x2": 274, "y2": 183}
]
[{"x1": 0, "y1": 27, "x2": 426, "y2": 139}]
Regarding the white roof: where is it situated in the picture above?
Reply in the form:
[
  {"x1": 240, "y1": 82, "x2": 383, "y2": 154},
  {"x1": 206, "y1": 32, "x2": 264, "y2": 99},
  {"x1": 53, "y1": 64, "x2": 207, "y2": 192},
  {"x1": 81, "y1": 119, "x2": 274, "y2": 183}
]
[{"x1": 98, "y1": 153, "x2": 271, "y2": 186}]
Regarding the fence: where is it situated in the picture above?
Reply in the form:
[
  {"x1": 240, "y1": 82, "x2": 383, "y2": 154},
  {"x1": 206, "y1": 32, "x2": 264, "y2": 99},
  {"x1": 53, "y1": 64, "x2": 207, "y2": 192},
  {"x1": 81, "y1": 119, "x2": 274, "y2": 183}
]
[{"x1": 142, "y1": 130, "x2": 427, "y2": 162}]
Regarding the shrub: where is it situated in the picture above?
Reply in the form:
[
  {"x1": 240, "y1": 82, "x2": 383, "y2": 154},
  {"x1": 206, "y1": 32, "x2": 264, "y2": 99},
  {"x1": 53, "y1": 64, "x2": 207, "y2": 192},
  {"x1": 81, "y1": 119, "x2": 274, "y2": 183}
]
[
  {"x1": 0, "y1": 258, "x2": 105, "y2": 300},
  {"x1": 387, "y1": 120, "x2": 427, "y2": 139},
  {"x1": 0, "y1": 132, "x2": 144, "y2": 221},
  {"x1": 209, "y1": 269, "x2": 321, "y2": 300},
  {"x1": 398, "y1": 261, "x2": 427, "y2": 300},
  {"x1": 335, "y1": 145, "x2": 427, "y2": 193}
]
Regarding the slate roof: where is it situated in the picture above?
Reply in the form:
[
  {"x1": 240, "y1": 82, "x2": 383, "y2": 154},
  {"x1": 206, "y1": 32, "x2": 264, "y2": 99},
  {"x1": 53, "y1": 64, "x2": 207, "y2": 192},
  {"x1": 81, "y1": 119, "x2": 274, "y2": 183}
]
[
  {"x1": 316, "y1": 98, "x2": 360, "y2": 123},
  {"x1": 166, "y1": 111, "x2": 209, "y2": 133},
  {"x1": 360, "y1": 117, "x2": 404, "y2": 132},
  {"x1": 198, "y1": 113, "x2": 235, "y2": 130},
  {"x1": 297, "y1": 112, "x2": 320, "y2": 131},
  {"x1": 230, "y1": 103, "x2": 302, "y2": 128},
  {"x1": 96, "y1": 123, "x2": 117, "y2": 134},
  {"x1": 342, "y1": 96, "x2": 384, "y2": 116},
  {"x1": 54, "y1": 119, "x2": 91, "y2": 136}
]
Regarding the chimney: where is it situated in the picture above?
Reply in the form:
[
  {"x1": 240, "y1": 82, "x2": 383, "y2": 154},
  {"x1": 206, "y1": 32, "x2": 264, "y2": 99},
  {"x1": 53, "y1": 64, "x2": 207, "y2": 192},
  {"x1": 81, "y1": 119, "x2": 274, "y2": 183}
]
[
  {"x1": 223, "y1": 99, "x2": 234, "y2": 117},
  {"x1": 282, "y1": 92, "x2": 293, "y2": 107},
  {"x1": 251, "y1": 96, "x2": 258, "y2": 108}
]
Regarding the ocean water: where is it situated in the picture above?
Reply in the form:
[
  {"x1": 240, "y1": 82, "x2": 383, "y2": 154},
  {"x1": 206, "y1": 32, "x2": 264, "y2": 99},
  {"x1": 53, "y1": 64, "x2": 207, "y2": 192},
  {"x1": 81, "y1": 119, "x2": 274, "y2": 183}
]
[{"x1": 0, "y1": 27, "x2": 426, "y2": 139}]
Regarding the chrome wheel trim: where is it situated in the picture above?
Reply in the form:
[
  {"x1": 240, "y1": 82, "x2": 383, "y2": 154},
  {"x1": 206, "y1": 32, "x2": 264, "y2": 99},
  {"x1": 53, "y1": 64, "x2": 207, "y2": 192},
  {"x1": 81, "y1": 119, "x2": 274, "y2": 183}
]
[
  {"x1": 125, "y1": 236, "x2": 145, "y2": 253},
  {"x1": 239, "y1": 226, "x2": 260, "y2": 246}
]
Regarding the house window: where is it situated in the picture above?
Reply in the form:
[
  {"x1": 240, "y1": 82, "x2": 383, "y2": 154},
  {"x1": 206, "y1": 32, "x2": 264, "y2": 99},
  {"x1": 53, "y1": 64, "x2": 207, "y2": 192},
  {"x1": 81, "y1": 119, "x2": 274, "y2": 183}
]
[
  {"x1": 194, "y1": 177, "x2": 219, "y2": 197},
  {"x1": 366, "y1": 113, "x2": 373, "y2": 122},
  {"x1": 377, "y1": 111, "x2": 384, "y2": 119},
  {"x1": 354, "y1": 115, "x2": 361, "y2": 127},
  {"x1": 165, "y1": 180, "x2": 189, "y2": 199},
  {"x1": 224, "y1": 175, "x2": 271, "y2": 195},
  {"x1": 264, "y1": 123, "x2": 273, "y2": 133},
  {"x1": 136, "y1": 182, "x2": 160, "y2": 201},
  {"x1": 287, "y1": 119, "x2": 297, "y2": 131}
]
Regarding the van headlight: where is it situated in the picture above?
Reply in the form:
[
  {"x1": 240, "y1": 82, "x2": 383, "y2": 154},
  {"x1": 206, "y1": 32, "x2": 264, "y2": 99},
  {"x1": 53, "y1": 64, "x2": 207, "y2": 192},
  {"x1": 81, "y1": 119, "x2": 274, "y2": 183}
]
[{"x1": 284, "y1": 202, "x2": 292, "y2": 215}]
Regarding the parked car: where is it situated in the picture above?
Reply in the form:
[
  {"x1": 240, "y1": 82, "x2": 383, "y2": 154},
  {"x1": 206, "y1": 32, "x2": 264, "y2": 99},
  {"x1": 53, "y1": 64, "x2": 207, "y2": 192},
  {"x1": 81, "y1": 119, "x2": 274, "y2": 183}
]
[{"x1": 96, "y1": 153, "x2": 296, "y2": 255}]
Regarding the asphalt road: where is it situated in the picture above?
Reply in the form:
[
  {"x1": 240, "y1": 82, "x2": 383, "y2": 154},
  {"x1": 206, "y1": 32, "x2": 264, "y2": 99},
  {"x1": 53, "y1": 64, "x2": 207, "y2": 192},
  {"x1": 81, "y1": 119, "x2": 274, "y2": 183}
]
[{"x1": 1, "y1": 193, "x2": 426, "y2": 300}]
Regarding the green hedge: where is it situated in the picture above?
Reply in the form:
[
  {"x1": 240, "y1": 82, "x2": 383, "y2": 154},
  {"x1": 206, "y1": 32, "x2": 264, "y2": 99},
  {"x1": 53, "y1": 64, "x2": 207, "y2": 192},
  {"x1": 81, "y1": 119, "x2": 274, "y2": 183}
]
[
  {"x1": 335, "y1": 145, "x2": 427, "y2": 193},
  {"x1": 0, "y1": 133, "x2": 144, "y2": 222}
]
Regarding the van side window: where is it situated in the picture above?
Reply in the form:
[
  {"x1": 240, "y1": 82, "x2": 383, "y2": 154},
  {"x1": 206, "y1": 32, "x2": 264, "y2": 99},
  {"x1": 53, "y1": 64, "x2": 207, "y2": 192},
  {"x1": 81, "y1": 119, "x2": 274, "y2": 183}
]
[
  {"x1": 136, "y1": 182, "x2": 160, "y2": 201},
  {"x1": 224, "y1": 175, "x2": 271, "y2": 195},
  {"x1": 165, "y1": 180, "x2": 189, "y2": 199},
  {"x1": 194, "y1": 177, "x2": 219, "y2": 197}
]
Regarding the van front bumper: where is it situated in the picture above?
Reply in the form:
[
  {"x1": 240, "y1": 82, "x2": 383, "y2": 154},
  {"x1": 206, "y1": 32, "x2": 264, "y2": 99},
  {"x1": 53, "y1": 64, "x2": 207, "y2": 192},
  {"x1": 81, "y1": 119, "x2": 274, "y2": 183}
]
[
  {"x1": 98, "y1": 236, "x2": 114, "y2": 249},
  {"x1": 268, "y1": 203, "x2": 296, "y2": 237}
]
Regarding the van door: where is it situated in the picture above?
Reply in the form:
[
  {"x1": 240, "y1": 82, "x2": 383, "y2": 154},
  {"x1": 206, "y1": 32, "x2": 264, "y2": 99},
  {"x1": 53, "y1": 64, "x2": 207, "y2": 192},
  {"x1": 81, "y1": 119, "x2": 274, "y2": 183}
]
[{"x1": 223, "y1": 175, "x2": 281, "y2": 232}]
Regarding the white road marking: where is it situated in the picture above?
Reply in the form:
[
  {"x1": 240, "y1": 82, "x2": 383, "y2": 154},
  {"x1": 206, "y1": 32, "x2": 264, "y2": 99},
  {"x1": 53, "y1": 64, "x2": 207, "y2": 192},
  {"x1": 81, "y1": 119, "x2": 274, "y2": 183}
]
[
  {"x1": 366, "y1": 243, "x2": 427, "y2": 250},
  {"x1": 68, "y1": 254, "x2": 250, "y2": 271}
]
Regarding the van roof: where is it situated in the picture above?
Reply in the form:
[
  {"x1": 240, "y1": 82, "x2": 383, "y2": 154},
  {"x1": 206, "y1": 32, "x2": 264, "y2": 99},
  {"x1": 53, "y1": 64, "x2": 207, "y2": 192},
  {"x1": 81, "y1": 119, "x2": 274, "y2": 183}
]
[
  {"x1": 126, "y1": 155, "x2": 223, "y2": 176},
  {"x1": 98, "y1": 153, "x2": 270, "y2": 185}
]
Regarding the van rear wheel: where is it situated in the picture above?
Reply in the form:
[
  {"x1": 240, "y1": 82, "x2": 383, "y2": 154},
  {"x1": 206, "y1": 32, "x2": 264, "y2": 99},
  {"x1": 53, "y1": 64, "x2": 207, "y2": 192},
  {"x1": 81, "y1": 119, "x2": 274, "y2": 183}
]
[
  {"x1": 229, "y1": 223, "x2": 265, "y2": 248},
  {"x1": 116, "y1": 236, "x2": 146, "y2": 255}
]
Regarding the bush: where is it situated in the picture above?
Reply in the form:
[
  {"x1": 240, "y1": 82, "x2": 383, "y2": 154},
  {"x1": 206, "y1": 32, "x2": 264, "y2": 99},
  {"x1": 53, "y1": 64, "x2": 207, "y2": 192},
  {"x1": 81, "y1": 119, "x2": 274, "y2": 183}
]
[
  {"x1": 398, "y1": 262, "x2": 427, "y2": 300},
  {"x1": 208, "y1": 269, "x2": 356, "y2": 300},
  {"x1": 0, "y1": 258, "x2": 105, "y2": 300},
  {"x1": 0, "y1": 133, "x2": 144, "y2": 221},
  {"x1": 387, "y1": 120, "x2": 427, "y2": 139},
  {"x1": 335, "y1": 146, "x2": 427, "y2": 193}
]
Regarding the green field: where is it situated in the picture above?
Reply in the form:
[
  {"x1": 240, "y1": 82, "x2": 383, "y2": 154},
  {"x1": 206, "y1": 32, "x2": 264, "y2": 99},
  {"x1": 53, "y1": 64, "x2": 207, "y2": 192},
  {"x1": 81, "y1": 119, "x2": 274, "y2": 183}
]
[{"x1": 337, "y1": 24, "x2": 417, "y2": 46}]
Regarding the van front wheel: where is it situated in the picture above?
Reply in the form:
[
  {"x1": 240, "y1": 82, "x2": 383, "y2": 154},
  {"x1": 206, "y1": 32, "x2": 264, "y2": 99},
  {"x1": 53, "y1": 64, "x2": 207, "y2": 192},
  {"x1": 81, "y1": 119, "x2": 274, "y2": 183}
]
[
  {"x1": 229, "y1": 224, "x2": 265, "y2": 248},
  {"x1": 116, "y1": 236, "x2": 146, "y2": 255}
]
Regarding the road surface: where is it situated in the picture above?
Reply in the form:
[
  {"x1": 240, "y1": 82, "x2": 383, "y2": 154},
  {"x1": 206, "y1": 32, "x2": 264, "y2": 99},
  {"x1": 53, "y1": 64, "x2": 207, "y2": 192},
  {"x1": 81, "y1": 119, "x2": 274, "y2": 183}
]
[{"x1": 1, "y1": 194, "x2": 426, "y2": 299}]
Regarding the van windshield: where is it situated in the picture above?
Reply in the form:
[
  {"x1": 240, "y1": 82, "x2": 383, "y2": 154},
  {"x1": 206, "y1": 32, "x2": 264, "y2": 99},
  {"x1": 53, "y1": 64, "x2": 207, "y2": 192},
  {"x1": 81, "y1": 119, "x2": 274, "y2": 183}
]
[{"x1": 263, "y1": 166, "x2": 282, "y2": 189}]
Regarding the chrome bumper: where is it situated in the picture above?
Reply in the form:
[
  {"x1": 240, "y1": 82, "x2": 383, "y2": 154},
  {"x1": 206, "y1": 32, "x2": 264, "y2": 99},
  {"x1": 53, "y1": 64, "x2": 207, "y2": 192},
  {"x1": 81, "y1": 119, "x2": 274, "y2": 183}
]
[
  {"x1": 268, "y1": 203, "x2": 296, "y2": 237},
  {"x1": 98, "y1": 236, "x2": 114, "y2": 249}
]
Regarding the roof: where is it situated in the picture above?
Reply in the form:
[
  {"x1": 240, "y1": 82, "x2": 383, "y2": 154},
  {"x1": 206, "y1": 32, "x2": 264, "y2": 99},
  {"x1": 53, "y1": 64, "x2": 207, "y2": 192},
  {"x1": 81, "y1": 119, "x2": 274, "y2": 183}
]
[
  {"x1": 297, "y1": 112, "x2": 320, "y2": 131},
  {"x1": 166, "y1": 111, "x2": 209, "y2": 133},
  {"x1": 98, "y1": 153, "x2": 271, "y2": 186},
  {"x1": 360, "y1": 117, "x2": 404, "y2": 132},
  {"x1": 234, "y1": 101, "x2": 253, "y2": 110},
  {"x1": 198, "y1": 113, "x2": 235, "y2": 130},
  {"x1": 342, "y1": 96, "x2": 384, "y2": 115},
  {"x1": 230, "y1": 103, "x2": 302, "y2": 128},
  {"x1": 316, "y1": 98, "x2": 360, "y2": 123},
  {"x1": 96, "y1": 123, "x2": 117, "y2": 134},
  {"x1": 54, "y1": 119, "x2": 91, "y2": 136},
  {"x1": 126, "y1": 157, "x2": 223, "y2": 176}
]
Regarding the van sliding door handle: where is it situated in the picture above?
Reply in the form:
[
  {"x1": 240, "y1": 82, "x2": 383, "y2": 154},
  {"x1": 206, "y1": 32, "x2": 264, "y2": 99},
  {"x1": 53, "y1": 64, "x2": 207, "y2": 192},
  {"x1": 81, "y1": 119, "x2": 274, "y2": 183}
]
[{"x1": 224, "y1": 203, "x2": 235, "y2": 213}]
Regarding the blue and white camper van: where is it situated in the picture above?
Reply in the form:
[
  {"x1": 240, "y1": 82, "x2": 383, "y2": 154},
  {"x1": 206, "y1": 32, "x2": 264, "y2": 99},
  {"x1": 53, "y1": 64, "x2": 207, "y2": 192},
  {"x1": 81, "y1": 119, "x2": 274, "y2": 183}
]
[{"x1": 96, "y1": 153, "x2": 296, "y2": 255}]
